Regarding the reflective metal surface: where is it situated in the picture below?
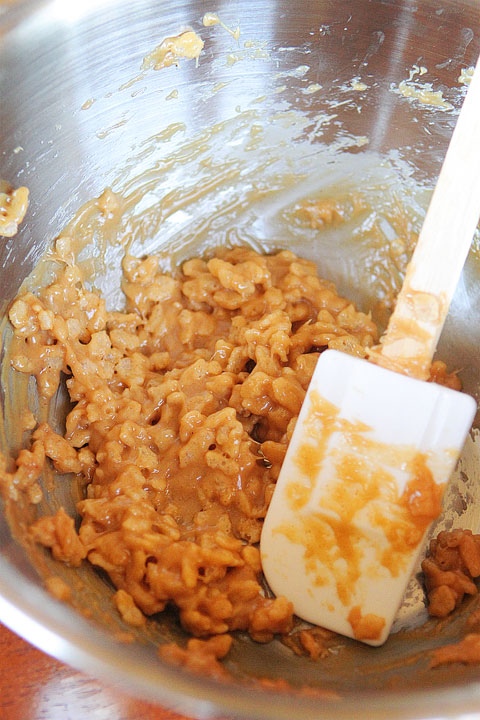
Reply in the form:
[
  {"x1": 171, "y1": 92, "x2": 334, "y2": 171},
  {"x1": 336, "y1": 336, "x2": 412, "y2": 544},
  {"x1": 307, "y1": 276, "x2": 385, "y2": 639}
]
[{"x1": 1, "y1": 1, "x2": 480, "y2": 718}]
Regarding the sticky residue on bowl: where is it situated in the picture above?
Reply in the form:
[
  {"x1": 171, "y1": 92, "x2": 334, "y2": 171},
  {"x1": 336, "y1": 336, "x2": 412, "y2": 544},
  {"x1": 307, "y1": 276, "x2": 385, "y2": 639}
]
[
  {"x1": 459, "y1": 66, "x2": 474, "y2": 86},
  {"x1": 142, "y1": 30, "x2": 205, "y2": 71},
  {"x1": 390, "y1": 66, "x2": 454, "y2": 111},
  {"x1": 0, "y1": 184, "x2": 29, "y2": 238},
  {"x1": 203, "y1": 12, "x2": 240, "y2": 41}
]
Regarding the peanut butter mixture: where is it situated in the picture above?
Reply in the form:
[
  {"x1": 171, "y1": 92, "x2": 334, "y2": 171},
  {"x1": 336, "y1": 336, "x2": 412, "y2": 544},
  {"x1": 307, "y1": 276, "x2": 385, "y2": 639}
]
[
  {"x1": 0, "y1": 243, "x2": 475, "y2": 671},
  {"x1": 422, "y1": 529, "x2": 480, "y2": 618},
  {"x1": 0, "y1": 184, "x2": 29, "y2": 237},
  {"x1": 142, "y1": 30, "x2": 204, "y2": 71},
  {"x1": 3, "y1": 246, "x2": 380, "y2": 643}
]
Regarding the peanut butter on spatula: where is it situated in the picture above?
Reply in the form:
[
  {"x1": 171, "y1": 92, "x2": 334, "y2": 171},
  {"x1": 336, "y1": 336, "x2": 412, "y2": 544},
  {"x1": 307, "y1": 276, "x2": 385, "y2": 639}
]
[{"x1": 261, "y1": 56, "x2": 480, "y2": 646}]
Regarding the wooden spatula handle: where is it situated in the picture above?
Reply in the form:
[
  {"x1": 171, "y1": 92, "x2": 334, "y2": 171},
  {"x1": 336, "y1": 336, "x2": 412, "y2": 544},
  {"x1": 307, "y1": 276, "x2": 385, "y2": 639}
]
[{"x1": 371, "y1": 56, "x2": 480, "y2": 380}]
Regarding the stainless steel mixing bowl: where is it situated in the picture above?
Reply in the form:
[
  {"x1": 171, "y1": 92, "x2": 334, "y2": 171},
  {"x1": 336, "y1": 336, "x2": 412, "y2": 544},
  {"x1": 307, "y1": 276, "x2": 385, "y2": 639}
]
[{"x1": 2, "y1": 1, "x2": 480, "y2": 718}]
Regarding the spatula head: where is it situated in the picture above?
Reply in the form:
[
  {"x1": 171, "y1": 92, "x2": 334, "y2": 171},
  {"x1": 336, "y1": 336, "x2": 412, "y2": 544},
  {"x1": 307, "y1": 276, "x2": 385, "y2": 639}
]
[{"x1": 260, "y1": 349, "x2": 477, "y2": 646}]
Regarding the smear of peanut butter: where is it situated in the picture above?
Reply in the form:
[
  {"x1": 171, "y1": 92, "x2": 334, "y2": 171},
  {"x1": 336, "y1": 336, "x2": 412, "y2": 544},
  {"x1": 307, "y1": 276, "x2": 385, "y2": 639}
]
[
  {"x1": 142, "y1": 31, "x2": 204, "y2": 71},
  {"x1": 277, "y1": 391, "x2": 447, "y2": 606},
  {"x1": 0, "y1": 185, "x2": 29, "y2": 237}
]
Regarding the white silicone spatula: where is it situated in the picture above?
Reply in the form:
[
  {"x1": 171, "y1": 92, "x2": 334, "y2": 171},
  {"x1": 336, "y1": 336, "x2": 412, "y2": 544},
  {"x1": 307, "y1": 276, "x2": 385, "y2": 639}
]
[{"x1": 260, "y1": 59, "x2": 480, "y2": 646}]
